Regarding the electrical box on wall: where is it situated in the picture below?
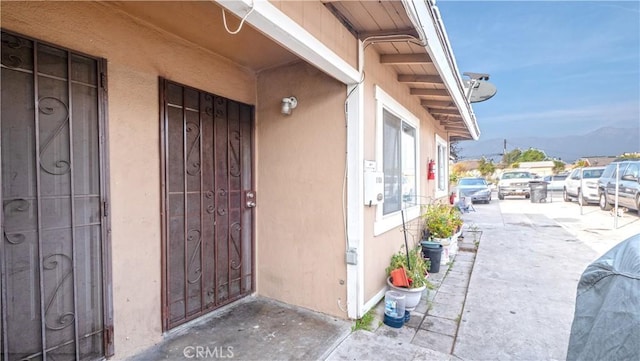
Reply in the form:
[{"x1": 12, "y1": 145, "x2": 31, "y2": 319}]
[{"x1": 364, "y1": 160, "x2": 384, "y2": 206}]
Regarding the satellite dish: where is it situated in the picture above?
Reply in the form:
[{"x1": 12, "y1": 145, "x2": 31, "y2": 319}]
[{"x1": 463, "y1": 79, "x2": 497, "y2": 103}]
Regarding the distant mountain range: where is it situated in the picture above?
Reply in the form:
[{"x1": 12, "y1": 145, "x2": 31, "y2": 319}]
[{"x1": 458, "y1": 126, "x2": 640, "y2": 163}]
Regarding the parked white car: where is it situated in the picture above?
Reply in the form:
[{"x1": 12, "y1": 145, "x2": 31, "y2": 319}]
[
  {"x1": 564, "y1": 167, "x2": 605, "y2": 205},
  {"x1": 498, "y1": 170, "x2": 534, "y2": 200},
  {"x1": 543, "y1": 174, "x2": 568, "y2": 191}
]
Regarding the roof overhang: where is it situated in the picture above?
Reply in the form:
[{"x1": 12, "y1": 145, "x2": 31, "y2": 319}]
[
  {"x1": 323, "y1": 0, "x2": 480, "y2": 141},
  {"x1": 216, "y1": 0, "x2": 360, "y2": 84},
  {"x1": 403, "y1": 0, "x2": 480, "y2": 141}
]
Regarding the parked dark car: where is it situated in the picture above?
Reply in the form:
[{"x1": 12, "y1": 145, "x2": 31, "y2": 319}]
[
  {"x1": 456, "y1": 177, "x2": 491, "y2": 204},
  {"x1": 597, "y1": 159, "x2": 640, "y2": 214}
]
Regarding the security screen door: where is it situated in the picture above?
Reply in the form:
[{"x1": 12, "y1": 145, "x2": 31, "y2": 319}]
[
  {"x1": 0, "y1": 31, "x2": 112, "y2": 360},
  {"x1": 160, "y1": 79, "x2": 254, "y2": 330}
]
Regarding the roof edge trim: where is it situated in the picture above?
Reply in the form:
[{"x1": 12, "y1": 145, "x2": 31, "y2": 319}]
[
  {"x1": 215, "y1": 0, "x2": 360, "y2": 84},
  {"x1": 403, "y1": 0, "x2": 480, "y2": 140}
]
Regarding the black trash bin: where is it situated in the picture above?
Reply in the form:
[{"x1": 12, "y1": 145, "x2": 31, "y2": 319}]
[
  {"x1": 420, "y1": 241, "x2": 443, "y2": 273},
  {"x1": 529, "y1": 181, "x2": 548, "y2": 203}
]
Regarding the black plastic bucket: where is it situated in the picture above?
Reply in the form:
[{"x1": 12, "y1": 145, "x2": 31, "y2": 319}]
[{"x1": 421, "y1": 241, "x2": 443, "y2": 273}]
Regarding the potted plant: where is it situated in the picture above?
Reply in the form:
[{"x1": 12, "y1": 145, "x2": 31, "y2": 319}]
[
  {"x1": 385, "y1": 244, "x2": 432, "y2": 311},
  {"x1": 422, "y1": 203, "x2": 463, "y2": 263},
  {"x1": 422, "y1": 203, "x2": 463, "y2": 240}
]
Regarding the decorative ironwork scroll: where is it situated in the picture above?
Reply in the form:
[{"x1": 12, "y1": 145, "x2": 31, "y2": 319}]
[
  {"x1": 186, "y1": 229, "x2": 202, "y2": 284},
  {"x1": 230, "y1": 222, "x2": 242, "y2": 270},
  {"x1": 3, "y1": 198, "x2": 29, "y2": 245},
  {"x1": 38, "y1": 96, "x2": 71, "y2": 175},
  {"x1": 1, "y1": 33, "x2": 28, "y2": 68},
  {"x1": 205, "y1": 191, "x2": 215, "y2": 214},
  {"x1": 43, "y1": 253, "x2": 75, "y2": 331},
  {"x1": 185, "y1": 121, "x2": 201, "y2": 176},
  {"x1": 229, "y1": 131, "x2": 241, "y2": 177}
]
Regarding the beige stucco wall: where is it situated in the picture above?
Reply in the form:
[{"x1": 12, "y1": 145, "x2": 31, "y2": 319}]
[
  {"x1": 255, "y1": 60, "x2": 348, "y2": 317},
  {"x1": 2, "y1": 1, "x2": 256, "y2": 358},
  {"x1": 2, "y1": 0, "x2": 455, "y2": 356},
  {"x1": 270, "y1": 0, "x2": 358, "y2": 70},
  {"x1": 359, "y1": 45, "x2": 449, "y2": 304}
]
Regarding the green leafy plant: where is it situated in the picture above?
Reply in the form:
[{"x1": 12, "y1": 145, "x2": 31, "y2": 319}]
[
  {"x1": 352, "y1": 309, "x2": 375, "y2": 331},
  {"x1": 385, "y1": 245, "x2": 432, "y2": 289},
  {"x1": 422, "y1": 203, "x2": 463, "y2": 239}
]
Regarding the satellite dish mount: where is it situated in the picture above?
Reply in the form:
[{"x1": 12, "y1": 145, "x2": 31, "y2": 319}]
[{"x1": 463, "y1": 72, "x2": 497, "y2": 103}]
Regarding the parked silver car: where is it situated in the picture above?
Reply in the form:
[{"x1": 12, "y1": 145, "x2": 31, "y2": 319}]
[
  {"x1": 457, "y1": 177, "x2": 492, "y2": 204},
  {"x1": 597, "y1": 159, "x2": 640, "y2": 213},
  {"x1": 498, "y1": 171, "x2": 534, "y2": 200}
]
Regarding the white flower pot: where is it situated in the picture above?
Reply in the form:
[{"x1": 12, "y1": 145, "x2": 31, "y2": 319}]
[
  {"x1": 387, "y1": 277, "x2": 426, "y2": 311},
  {"x1": 432, "y1": 237, "x2": 451, "y2": 264}
]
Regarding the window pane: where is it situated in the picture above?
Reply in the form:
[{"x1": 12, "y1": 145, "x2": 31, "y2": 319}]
[
  {"x1": 437, "y1": 144, "x2": 446, "y2": 191},
  {"x1": 383, "y1": 110, "x2": 401, "y2": 215},
  {"x1": 402, "y1": 124, "x2": 416, "y2": 207}
]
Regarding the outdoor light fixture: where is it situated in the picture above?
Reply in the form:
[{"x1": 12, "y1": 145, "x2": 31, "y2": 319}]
[{"x1": 281, "y1": 96, "x2": 298, "y2": 115}]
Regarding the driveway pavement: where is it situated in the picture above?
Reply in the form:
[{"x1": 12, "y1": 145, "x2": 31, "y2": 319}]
[{"x1": 453, "y1": 197, "x2": 639, "y2": 360}]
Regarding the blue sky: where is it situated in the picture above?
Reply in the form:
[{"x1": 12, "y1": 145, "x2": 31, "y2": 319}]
[{"x1": 437, "y1": 0, "x2": 640, "y2": 141}]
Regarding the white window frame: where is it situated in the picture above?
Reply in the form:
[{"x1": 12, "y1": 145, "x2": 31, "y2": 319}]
[
  {"x1": 374, "y1": 86, "x2": 420, "y2": 236},
  {"x1": 435, "y1": 134, "x2": 448, "y2": 199}
]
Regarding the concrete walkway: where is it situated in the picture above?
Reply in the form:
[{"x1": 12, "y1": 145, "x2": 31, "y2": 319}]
[
  {"x1": 327, "y1": 232, "x2": 478, "y2": 360},
  {"x1": 329, "y1": 198, "x2": 639, "y2": 360},
  {"x1": 128, "y1": 198, "x2": 640, "y2": 360},
  {"x1": 453, "y1": 200, "x2": 597, "y2": 360}
]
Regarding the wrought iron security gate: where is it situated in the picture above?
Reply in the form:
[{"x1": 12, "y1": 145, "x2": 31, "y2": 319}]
[
  {"x1": 160, "y1": 79, "x2": 254, "y2": 330},
  {"x1": 0, "y1": 31, "x2": 112, "y2": 360}
]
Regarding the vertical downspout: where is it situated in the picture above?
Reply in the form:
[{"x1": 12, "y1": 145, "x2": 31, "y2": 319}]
[{"x1": 345, "y1": 40, "x2": 365, "y2": 319}]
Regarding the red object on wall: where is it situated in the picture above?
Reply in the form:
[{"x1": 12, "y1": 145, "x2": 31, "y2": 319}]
[{"x1": 427, "y1": 160, "x2": 435, "y2": 180}]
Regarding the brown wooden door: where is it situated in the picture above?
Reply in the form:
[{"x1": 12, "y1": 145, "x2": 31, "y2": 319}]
[
  {"x1": 160, "y1": 79, "x2": 254, "y2": 330},
  {"x1": 1, "y1": 31, "x2": 112, "y2": 360}
]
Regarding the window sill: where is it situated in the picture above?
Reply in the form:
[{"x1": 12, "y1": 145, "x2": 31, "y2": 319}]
[{"x1": 373, "y1": 205, "x2": 420, "y2": 236}]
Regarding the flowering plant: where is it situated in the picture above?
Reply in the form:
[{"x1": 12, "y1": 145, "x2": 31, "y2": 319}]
[{"x1": 422, "y1": 203, "x2": 463, "y2": 239}]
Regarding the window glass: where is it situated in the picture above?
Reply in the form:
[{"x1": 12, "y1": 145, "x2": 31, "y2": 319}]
[
  {"x1": 402, "y1": 124, "x2": 416, "y2": 207},
  {"x1": 459, "y1": 178, "x2": 486, "y2": 186},
  {"x1": 374, "y1": 86, "x2": 421, "y2": 235},
  {"x1": 383, "y1": 110, "x2": 401, "y2": 215},
  {"x1": 623, "y1": 163, "x2": 639, "y2": 178},
  {"x1": 435, "y1": 135, "x2": 447, "y2": 195},
  {"x1": 616, "y1": 163, "x2": 630, "y2": 179},
  {"x1": 583, "y1": 169, "x2": 604, "y2": 178},
  {"x1": 382, "y1": 109, "x2": 416, "y2": 214},
  {"x1": 601, "y1": 164, "x2": 615, "y2": 178}
]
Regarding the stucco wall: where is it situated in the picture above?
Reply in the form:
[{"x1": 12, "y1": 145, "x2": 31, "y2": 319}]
[
  {"x1": 359, "y1": 46, "x2": 449, "y2": 304},
  {"x1": 256, "y1": 61, "x2": 348, "y2": 318},
  {"x1": 2, "y1": 1, "x2": 256, "y2": 358},
  {"x1": 270, "y1": 0, "x2": 358, "y2": 70}
]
